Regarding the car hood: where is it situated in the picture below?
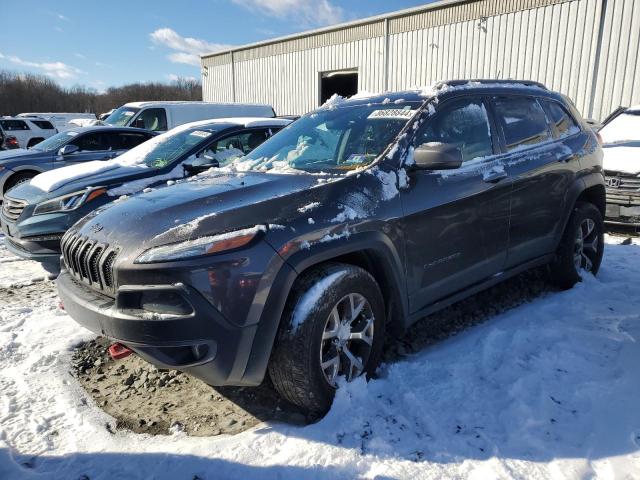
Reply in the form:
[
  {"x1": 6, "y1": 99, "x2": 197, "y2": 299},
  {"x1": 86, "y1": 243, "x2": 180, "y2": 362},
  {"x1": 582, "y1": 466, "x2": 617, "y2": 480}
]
[
  {"x1": 70, "y1": 171, "x2": 326, "y2": 257},
  {"x1": 0, "y1": 148, "x2": 49, "y2": 164},
  {"x1": 9, "y1": 161, "x2": 178, "y2": 204},
  {"x1": 602, "y1": 144, "x2": 640, "y2": 175}
]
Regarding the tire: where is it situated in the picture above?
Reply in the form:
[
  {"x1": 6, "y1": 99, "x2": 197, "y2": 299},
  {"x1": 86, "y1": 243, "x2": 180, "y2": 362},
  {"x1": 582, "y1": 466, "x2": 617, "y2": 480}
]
[
  {"x1": 548, "y1": 201, "x2": 604, "y2": 289},
  {"x1": 268, "y1": 263, "x2": 385, "y2": 414},
  {"x1": 4, "y1": 172, "x2": 36, "y2": 194}
]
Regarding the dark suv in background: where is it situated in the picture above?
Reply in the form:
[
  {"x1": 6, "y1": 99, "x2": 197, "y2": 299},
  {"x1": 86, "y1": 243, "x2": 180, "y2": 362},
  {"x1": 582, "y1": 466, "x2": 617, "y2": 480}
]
[{"x1": 58, "y1": 80, "x2": 605, "y2": 414}]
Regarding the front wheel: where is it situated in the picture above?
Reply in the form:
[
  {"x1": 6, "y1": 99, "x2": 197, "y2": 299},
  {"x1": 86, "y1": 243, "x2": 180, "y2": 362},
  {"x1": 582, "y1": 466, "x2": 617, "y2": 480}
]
[
  {"x1": 549, "y1": 201, "x2": 604, "y2": 289},
  {"x1": 268, "y1": 263, "x2": 385, "y2": 414}
]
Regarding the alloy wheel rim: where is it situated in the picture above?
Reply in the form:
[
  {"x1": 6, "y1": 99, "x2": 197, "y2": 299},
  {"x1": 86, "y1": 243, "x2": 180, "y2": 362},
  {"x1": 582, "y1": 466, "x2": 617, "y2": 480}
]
[
  {"x1": 573, "y1": 218, "x2": 599, "y2": 272},
  {"x1": 320, "y1": 293, "x2": 374, "y2": 387}
]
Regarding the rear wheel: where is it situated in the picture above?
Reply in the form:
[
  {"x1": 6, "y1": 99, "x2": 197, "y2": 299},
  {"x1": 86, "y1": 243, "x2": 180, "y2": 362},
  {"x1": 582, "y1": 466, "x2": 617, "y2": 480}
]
[
  {"x1": 269, "y1": 263, "x2": 385, "y2": 414},
  {"x1": 549, "y1": 201, "x2": 604, "y2": 289},
  {"x1": 4, "y1": 172, "x2": 36, "y2": 194}
]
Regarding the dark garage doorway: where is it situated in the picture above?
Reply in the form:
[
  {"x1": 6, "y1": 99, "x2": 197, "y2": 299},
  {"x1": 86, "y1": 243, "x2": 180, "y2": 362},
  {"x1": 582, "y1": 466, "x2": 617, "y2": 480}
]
[{"x1": 320, "y1": 70, "x2": 358, "y2": 105}]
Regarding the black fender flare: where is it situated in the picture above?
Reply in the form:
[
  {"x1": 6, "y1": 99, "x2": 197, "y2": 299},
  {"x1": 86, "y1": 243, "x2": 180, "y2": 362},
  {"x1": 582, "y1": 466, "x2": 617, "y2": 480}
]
[
  {"x1": 239, "y1": 230, "x2": 407, "y2": 384},
  {"x1": 554, "y1": 171, "x2": 606, "y2": 251}
]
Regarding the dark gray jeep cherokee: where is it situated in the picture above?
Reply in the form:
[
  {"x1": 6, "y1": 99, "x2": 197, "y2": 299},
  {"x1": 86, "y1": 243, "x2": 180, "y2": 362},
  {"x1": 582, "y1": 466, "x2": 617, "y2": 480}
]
[{"x1": 57, "y1": 80, "x2": 605, "y2": 413}]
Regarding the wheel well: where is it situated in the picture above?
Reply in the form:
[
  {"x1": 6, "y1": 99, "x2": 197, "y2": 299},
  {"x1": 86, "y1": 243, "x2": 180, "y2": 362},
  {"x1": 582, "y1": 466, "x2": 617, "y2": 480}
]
[
  {"x1": 27, "y1": 138, "x2": 44, "y2": 147},
  {"x1": 4, "y1": 170, "x2": 38, "y2": 193},
  {"x1": 576, "y1": 184, "x2": 606, "y2": 217},
  {"x1": 311, "y1": 250, "x2": 406, "y2": 336}
]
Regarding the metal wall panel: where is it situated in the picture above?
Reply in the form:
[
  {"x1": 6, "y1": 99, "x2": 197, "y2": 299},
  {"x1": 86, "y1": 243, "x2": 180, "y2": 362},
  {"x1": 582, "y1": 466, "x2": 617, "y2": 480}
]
[{"x1": 202, "y1": 0, "x2": 640, "y2": 119}]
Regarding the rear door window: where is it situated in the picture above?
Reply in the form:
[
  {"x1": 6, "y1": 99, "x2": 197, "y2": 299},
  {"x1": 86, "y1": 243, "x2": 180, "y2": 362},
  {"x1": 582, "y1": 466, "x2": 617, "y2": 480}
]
[
  {"x1": 415, "y1": 97, "x2": 495, "y2": 163},
  {"x1": 493, "y1": 96, "x2": 552, "y2": 151},
  {"x1": 71, "y1": 132, "x2": 109, "y2": 152},
  {"x1": 111, "y1": 132, "x2": 152, "y2": 150},
  {"x1": 31, "y1": 120, "x2": 55, "y2": 130},
  {"x1": 544, "y1": 101, "x2": 581, "y2": 139},
  {"x1": 0, "y1": 120, "x2": 30, "y2": 131}
]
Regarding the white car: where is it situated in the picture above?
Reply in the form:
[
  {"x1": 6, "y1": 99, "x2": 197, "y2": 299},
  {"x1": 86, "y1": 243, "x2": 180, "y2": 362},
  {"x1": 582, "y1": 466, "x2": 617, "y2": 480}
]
[
  {"x1": 0, "y1": 117, "x2": 57, "y2": 149},
  {"x1": 101, "y1": 101, "x2": 276, "y2": 132},
  {"x1": 600, "y1": 105, "x2": 640, "y2": 227},
  {"x1": 17, "y1": 113, "x2": 97, "y2": 132}
]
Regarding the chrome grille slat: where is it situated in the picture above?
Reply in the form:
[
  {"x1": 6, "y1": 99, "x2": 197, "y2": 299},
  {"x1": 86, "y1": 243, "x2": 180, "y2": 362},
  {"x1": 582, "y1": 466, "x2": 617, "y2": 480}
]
[
  {"x1": 61, "y1": 232, "x2": 117, "y2": 295},
  {"x1": 1, "y1": 197, "x2": 27, "y2": 222}
]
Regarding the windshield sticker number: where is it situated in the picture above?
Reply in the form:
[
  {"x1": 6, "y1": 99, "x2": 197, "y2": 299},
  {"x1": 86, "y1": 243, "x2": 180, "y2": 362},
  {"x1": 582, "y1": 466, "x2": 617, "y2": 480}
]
[
  {"x1": 368, "y1": 109, "x2": 415, "y2": 120},
  {"x1": 123, "y1": 111, "x2": 135, "y2": 117},
  {"x1": 345, "y1": 154, "x2": 368, "y2": 164},
  {"x1": 67, "y1": 131, "x2": 79, "y2": 136},
  {"x1": 190, "y1": 130, "x2": 212, "y2": 138}
]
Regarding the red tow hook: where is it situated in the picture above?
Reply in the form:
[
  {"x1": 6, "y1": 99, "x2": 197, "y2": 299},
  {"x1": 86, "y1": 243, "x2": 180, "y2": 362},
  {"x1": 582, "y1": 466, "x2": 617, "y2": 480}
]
[{"x1": 108, "y1": 343, "x2": 133, "y2": 360}]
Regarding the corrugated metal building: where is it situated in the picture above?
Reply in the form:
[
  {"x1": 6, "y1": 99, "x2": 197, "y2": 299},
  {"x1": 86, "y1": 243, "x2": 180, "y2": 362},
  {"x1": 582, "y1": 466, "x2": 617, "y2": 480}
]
[{"x1": 201, "y1": 0, "x2": 640, "y2": 120}]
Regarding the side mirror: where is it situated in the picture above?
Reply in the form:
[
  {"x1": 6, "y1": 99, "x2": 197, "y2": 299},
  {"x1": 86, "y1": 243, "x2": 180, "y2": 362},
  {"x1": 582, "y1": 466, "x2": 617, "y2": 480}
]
[
  {"x1": 413, "y1": 143, "x2": 463, "y2": 170},
  {"x1": 58, "y1": 144, "x2": 79, "y2": 156},
  {"x1": 131, "y1": 117, "x2": 145, "y2": 129},
  {"x1": 183, "y1": 158, "x2": 220, "y2": 175}
]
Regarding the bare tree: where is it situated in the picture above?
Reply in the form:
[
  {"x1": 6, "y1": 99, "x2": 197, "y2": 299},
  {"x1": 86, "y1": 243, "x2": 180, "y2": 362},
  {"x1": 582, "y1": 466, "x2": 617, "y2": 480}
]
[{"x1": 0, "y1": 70, "x2": 203, "y2": 116}]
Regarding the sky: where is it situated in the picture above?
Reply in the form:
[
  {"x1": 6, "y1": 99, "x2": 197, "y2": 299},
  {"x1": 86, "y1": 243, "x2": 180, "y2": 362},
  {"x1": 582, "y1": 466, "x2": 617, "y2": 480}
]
[{"x1": 0, "y1": 0, "x2": 435, "y2": 92}]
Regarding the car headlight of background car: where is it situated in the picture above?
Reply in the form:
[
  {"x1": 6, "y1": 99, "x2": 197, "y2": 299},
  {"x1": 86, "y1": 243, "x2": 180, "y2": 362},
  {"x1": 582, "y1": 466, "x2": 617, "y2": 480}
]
[
  {"x1": 33, "y1": 187, "x2": 107, "y2": 215},
  {"x1": 135, "y1": 225, "x2": 267, "y2": 263}
]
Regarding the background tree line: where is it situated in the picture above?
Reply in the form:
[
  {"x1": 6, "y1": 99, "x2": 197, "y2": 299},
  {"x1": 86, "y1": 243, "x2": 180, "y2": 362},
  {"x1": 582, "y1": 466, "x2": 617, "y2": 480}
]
[{"x1": 0, "y1": 70, "x2": 202, "y2": 116}]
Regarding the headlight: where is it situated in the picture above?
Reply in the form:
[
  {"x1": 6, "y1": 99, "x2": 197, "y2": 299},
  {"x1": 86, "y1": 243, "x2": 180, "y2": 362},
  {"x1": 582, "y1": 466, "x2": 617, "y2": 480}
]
[
  {"x1": 33, "y1": 187, "x2": 107, "y2": 215},
  {"x1": 135, "y1": 225, "x2": 267, "y2": 264}
]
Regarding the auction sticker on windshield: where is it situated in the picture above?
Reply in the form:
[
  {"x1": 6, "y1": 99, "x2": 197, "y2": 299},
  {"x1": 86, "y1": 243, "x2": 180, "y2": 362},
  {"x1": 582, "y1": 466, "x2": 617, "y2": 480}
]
[
  {"x1": 368, "y1": 109, "x2": 416, "y2": 120},
  {"x1": 190, "y1": 131, "x2": 212, "y2": 138}
]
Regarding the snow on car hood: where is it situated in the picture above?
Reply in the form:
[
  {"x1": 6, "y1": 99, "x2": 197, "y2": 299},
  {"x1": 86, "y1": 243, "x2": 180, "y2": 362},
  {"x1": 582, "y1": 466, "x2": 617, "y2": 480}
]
[
  {"x1": 602, "y1": 145, "x2": 640, "y2": 175},
  {"x1": 30, "y1": 160, "x2": 142, "y2": 192}
]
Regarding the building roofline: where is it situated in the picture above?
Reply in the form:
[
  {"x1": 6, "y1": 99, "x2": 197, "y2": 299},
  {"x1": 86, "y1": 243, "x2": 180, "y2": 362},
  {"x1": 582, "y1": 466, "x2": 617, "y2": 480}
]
[{"x1": 201, "y1": 0, "x2": 471, "y2": 59}]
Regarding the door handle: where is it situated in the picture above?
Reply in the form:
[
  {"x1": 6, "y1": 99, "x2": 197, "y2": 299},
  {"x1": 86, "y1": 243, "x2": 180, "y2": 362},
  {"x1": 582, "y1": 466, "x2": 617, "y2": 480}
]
[
  {"x1": 483, "y1": 170, "x2": 508, "y2": 183},
  {"x1": 558, "y1": 154, "x2": 577, "y2": 163}
]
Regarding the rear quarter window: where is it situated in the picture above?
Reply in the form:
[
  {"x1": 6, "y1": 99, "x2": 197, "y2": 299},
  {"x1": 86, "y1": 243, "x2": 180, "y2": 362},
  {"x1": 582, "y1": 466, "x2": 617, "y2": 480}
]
[
  {"x1": 544, "y1": 101, "x2": 581, "y2": 139},
  {"x1": 493, "y1": 96, "x2": 552, "y2": 151}
]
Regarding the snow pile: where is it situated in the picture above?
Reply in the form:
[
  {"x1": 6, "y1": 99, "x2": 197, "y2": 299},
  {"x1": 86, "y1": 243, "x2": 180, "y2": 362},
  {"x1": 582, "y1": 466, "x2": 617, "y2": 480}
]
[
  {"x1": 107, "y1": 162, "x2": 186, "y2": 197},
  {"x1": 0, "y1": 238, "x2": 640, "y2": 478}
]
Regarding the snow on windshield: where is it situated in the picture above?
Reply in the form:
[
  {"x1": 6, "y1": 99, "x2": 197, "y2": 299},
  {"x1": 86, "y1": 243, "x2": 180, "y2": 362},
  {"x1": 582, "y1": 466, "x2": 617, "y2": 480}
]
[{"x1": 600, "y1": 112, "x2": 640, "y2": 144}]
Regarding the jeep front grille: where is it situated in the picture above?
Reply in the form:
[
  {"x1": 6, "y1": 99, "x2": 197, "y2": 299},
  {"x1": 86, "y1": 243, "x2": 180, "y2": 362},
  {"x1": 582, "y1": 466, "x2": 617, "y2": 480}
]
[
  {"x1": 1, "y1": 197, "x2": 27, "y2": 222},
  {"x1": 61, "y1": 232, "x2": 118, "y2": 294}
]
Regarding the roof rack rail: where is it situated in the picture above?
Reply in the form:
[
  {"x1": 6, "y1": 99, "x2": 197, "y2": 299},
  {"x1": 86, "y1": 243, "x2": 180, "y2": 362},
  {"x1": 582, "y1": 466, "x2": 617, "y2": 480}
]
[{"x1": 435, "y1": 79, "x2": 548, "y2": 90}]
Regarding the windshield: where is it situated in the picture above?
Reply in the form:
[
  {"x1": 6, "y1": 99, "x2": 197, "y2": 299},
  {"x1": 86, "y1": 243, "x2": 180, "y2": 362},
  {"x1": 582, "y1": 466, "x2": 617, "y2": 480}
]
[
  {"x1": 117, "y1": 126, "x2": 216, "y2": 169},
  {"x1": 103, "y1": 106, "x2": 140, "y2": 127},
  {"x1": 600, "y1": 110, "x2": 640, "y2": 145},
  {"x1": 236, "y1": 102, "x2": 421, "y2": 173},
  {"x1": 30, "y1": 131, "x2": 77, "y2": 151}
]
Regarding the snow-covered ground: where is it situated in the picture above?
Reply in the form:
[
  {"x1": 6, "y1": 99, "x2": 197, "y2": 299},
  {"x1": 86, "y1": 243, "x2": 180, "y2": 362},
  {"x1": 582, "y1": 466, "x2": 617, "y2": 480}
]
[
  {"x1": 0, "y1": 236, "x2": 51, "y2": 288},
  {"x1": 0, "y1": 233, "x2": 639, "y2": 479}
]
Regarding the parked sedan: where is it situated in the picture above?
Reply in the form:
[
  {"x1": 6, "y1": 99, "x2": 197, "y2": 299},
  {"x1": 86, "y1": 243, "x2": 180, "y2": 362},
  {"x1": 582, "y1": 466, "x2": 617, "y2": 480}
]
[
  {"x1": 600, "y1": 105, "x2": 640, "y2": 228},
  {"x1": 1, "y1": 117, "x2": 292, "y2": 272},
  {"x1": 0, "y1": 126, "x2": 155, "y2": 200}
]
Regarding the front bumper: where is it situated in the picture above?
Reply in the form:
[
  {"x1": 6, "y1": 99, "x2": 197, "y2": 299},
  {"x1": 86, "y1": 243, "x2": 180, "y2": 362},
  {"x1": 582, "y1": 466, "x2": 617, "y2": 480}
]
[
  {"x1": 605, "y1": 189, "x2": 640, "y2": 227},
  {"x1": 57, "y1": 271, "x2": 265, "y2": 385},
  {"x1": 57, "y1": 235, "x2": 297, "y2": 386},
  {"x1": 1, "y1": 220, "x2": 63, "y2": 269}
]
